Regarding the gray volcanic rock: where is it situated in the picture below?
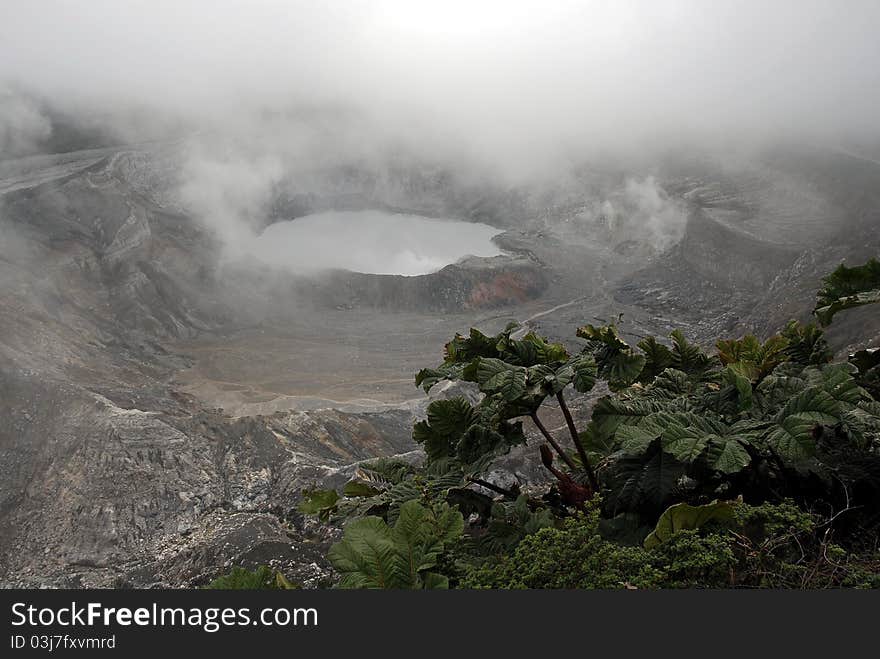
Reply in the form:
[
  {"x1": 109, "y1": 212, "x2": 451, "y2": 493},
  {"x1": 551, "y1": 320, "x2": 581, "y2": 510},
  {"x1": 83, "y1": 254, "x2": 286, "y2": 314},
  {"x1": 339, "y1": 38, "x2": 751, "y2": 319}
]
[
  {"x1": 615, "y1": 147, "x2": 880, "y2": 347},
  {"x1": 1, "y1": 140, "x2": 877, "y2": 588},
  {"x1": 0, "y1": 147, "x2": 422, "y2": 587},
  {"x1": 123, "y1": 511, "x2": 339, "y2": 590},
  {"x1": 0, "y1": 376, "x2": 419, "y2": 587},
  {"x1": 296, "y1": 253, "x2": 547, "y2": 312}
]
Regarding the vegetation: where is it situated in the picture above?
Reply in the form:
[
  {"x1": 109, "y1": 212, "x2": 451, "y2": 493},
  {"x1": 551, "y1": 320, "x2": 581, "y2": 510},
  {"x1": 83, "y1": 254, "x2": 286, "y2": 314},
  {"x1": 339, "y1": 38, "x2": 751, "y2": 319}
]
[
  {"x1": 328, "y1": 500, "x2": 463, "y2": 589},
  {"x1": 813, "y1": 257, "x2": 880, "y2": 326},
  {"x1": 463, "y1": 500, "x2": 880, "y2": 589},
  {"x1": 298, "y1": 258, "x2": 880, "y2": 589},
  {"x1": 205, "y1": 566, "x2": 300, "y2": 590}
]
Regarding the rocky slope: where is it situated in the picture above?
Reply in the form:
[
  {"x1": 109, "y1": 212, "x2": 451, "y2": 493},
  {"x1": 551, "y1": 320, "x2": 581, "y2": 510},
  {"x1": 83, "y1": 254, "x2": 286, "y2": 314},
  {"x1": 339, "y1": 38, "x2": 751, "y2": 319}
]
[{"x1": 1, "y1": 140, "x2": 877, "y2": 587}]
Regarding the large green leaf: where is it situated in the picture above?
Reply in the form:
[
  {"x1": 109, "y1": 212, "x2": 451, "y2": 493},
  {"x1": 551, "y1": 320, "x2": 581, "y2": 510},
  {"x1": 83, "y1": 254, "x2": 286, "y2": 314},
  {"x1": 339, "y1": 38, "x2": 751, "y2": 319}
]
[
  {"x1": 413, "y1": 397, "x2": 477, "y2": 460},
  {"x1": 567, "y1": 353, "x2": 599, "y2": 393},
  {"x1": 578, "y1": 323, "x2": 646, "y2": 389},
  {"x1": 814, "y1": 258, "x2": 880, "y2": 326},
  {"x1": 810, "y1": 363, "x2": 869, "y2": 406},
  {"x1": 606, "y1": 439, "x2": 685, "y2": 515},
  {"x1": 649, "y1": 368, "x2": 692, "y2": 397},
  {"x1": 342, "y1": 481, "x2": 383, "y2": 498},
  {"x1": 616, "y1": 422, "x2": 663, "y2": 455},
  {"x1": 767, "y1": 386, "x2": 841, "y2": 461},
  {"x1": 440, "y1": 324, "x2": 570, "y2": 369},
  {"x1": 414, "y1": 395, "x2": 525, "y2": 473},
  {"x1": 580, "y1": 422, "x2": 619, "y2": 458},
  {"x1": 661, "y1": 424, "x2": 710, "y2": 462},
  {"x1": 615, "y1": 411, "x2": 717, "y2": 459},
  {"x1": 643, "y1": 500, "x2": 737, "y2": 549},
  {"x1": 444, "y1": 327, "x2": 504, "y2": 363},
  {"x1": 670, "y1": 329, "x2": 713, "y2": 378},
  {"x1": 329, "y1": 501, "x2": 464, "y2": 589},
  {"x1": 755, "y1": 372, "x2": 807, "y2": 416},
  {"x1": 427, "y1": 397, "x2": 476, "y2": 437},
  {"x1": 605, "y1": 351, "x2": 648, "y2": 390},
  {"x1": 637, "y1": 336, "x2": 674, "y2": 383},
  {"x1": 480, "y1": 362, "x2": 528, "y2": 401},
  {"x1": 392, "y1": 500, "x2": 438, "y2": 582},
  {"x1": 329, "y1": 517, "x2": 404, "y2": 589},
  {"x1": 512, "y1": 331, "x2": 569, "y2": 365},
  {"x1": 716, "y1": 334, "x2": 788, "y2": 381},
  {"x1": 705, "y1": 436, "x2": 752, "y2": 474},
  {"x1": 414, "y1": 362, "x2": 466, "y2": 393},
  {"x1": 589, "y1": 396, "x2": 658, "y2": 444},
  {"x1": 721, "y1": 365, "x2": 754, "y2": 411},
  {"x1": 776, "y1": 386, "x2": 841, "y2": 421},
  {"x1": 782, "y1": 320, "x2": 831, "y2": 365},
  {"x1": 577, "y1": 323, "x2": 630, "y2": 351},
  {"x1": 297, "y1": 488, "x2": 339, "y2": 520},
  {"x1": 354, "y1": 458, "x2": 415, "y2": 486},
  {"x1": 637, "y1": 448, "x2": 684, "y2": 511},
  {"x1": 427, "y1": 501, "x2": 466, "y2": 543},
  {"x1": 767, "y1": 411, "x2": 835, "y2": 460}
]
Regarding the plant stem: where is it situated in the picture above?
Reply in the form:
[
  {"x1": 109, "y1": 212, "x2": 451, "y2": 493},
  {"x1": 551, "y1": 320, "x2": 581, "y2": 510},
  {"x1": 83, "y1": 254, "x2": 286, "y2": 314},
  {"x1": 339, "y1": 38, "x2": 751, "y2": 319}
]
[
  {"x1": 556, "y1": 391, "x2": 599, "y2": 491},
  {"x1": 529, "y1": 412, "x2": 577, "y2": 472},
  {"x1": 467, "y1": 477, "x2": 518, "y2": 498}
]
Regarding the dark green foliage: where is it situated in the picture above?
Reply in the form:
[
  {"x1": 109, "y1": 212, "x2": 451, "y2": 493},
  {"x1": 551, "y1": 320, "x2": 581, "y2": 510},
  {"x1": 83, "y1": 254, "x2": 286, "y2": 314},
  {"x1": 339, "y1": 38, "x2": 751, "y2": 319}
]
[
  {"x1": 716, "y1": 333, "x2": 789, "y2": 382},
  {"x1": 480, "y1": 495, "x2": 557, "y2": 555},
  {"x1": 328, "y1": 500, "x2": 464, "y2": 589},
  {"x1": 578, "y1": 323, "x2": 646, "y2": 390},
  {"x1": 422, "y1": 302, "x2": 879, "y2": 532},
  {"x1": 670, "y1": 329, "x2": 715, "y2": 379},
  {"x1": 603, "y1": 437, "x2": 686, "y2": 518},
  {"x1": 412, "y1": 396, "x2": 526, "y2": 473},
  {"x1": 460, "y1": 508, "x2": 663, "y2": 589},
  {"x1": 850, "y1": 347, "x2": 880, "y2": 399},
  {"x1": 595, "y1": 358, "x2": 880, "y2": 520},
  {"x1": 297, "y1": 488, "x2": 340, "y2": 521},
  {"x1": 301, "y1": 457, "x2": 471, "y2": 527},
  {"x1": 441, "y1": 324, "x2": 568, "y2": 368},
  {"x1": 814, "y1": 258, "x2": 880, "y2": 325},
  {"x1": 637, "y1": 335, "x2": 674, "y2": 383},
  {"x1": 205, "y1": 566, "x2": 299, "y2": 590},
  {"x1": 461, "y1": 504, "x2": 736, "y2": 589},
  {"x1": 302, "y1": 259, "x2": 880, "y2": 589},
  {"x1": 462, "y1": 500, "x2": 877, "y2": 589},
  {"x1": 782, "y1": 320, "x2": 832, "y2": 365},
  {"x1": 412, "y1": 322, "x2": 602, "y2": 493}
]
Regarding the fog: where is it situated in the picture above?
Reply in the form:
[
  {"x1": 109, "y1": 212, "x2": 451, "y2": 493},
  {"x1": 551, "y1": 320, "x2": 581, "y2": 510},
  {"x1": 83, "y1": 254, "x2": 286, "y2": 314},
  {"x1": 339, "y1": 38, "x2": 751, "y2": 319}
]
[
  {"x1": 2, "y1": 1, "x2": 879, "y2": 268},
  {"x1": 3, "y1": 1, "x2": 879, "y2": 159}
]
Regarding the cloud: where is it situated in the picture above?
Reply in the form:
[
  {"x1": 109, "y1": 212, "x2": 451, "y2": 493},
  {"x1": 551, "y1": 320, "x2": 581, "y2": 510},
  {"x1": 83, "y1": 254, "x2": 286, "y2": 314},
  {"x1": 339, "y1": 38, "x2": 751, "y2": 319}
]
[
  {"x1": 1, "y1": 0, "x2": 878, "y2": 165},
  {"x1": 2, "y1": 0, "x2": 878, "y2": 265},
  {"x1": 0, "y1": 86, "x2": 51, "y2": 157},
  {"x1": 620, "y1": 177, "x2": 688, "y2": 251},
  {"x1": 177, "y1": 141, "x2": 284, "y2": 252}
]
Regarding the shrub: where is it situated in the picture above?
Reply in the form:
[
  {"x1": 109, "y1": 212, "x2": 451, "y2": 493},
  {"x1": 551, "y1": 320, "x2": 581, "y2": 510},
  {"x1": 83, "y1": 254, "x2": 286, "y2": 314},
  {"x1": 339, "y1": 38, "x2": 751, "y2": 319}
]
[
  {"x1": 461, "y1": 501, "x2": 877, "y2": 589},
  {"x1": 205, "y1": 566, "x2": 299, "y2": 590}
]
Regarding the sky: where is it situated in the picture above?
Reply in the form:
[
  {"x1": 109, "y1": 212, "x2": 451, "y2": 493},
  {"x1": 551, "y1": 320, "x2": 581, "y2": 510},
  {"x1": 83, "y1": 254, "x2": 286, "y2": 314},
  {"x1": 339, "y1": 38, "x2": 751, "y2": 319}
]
[{"x1": 2, "y1": 0, "x2": 880, "y2": 166}]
